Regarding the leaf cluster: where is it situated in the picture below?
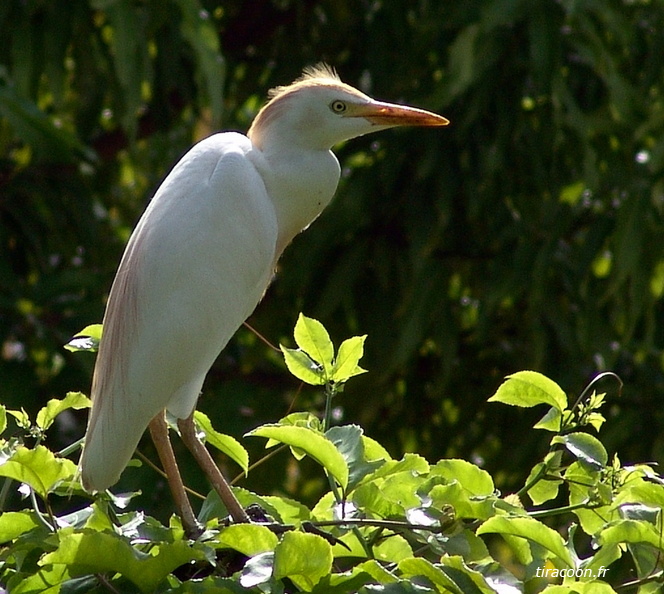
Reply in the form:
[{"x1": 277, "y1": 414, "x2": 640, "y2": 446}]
[{"x1": 1, "y1": 318, "x2": 663, "y2": 593}]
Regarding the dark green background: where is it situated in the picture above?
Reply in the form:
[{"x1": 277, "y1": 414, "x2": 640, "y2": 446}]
[{"x1": 1, "y1": 0, "x2": 662, "y2": 512}]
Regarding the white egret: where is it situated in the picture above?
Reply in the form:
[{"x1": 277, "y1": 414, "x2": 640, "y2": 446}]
[{"x1": 80, "y1": 64, "x2": 448, "y2": 535}]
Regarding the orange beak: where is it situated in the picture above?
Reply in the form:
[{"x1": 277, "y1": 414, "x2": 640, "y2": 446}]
[{"x1": 347, "y1": 100, "x2": 449, "y2": 127}]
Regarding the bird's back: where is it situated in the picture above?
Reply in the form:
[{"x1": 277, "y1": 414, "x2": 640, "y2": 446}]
[{"x1": 80, "y1": 133, "x2": 279, "y2": 491}]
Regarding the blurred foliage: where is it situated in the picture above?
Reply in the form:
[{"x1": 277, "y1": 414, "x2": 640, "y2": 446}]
[{"x1": 1, "y1": 0, "x2": 664, "y2": 512}]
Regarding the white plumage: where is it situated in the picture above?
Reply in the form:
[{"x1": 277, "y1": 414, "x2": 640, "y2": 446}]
[{"x1": 79, "y1": 65, "x2": 448, "y2": 530}]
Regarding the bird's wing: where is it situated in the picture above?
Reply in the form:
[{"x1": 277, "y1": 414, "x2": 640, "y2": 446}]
[{"x1": 80, "y1": 133, "x2": 278, "y2": 491}]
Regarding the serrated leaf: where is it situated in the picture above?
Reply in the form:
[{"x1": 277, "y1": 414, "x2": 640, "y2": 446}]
[
  {"x1": 525, "y1": 462, "x2": 562, "y2": 505},
  {"x1": 36, "y1": 392, "x2": 91, "y2": 431},
  {"x1": 477, "y1": 516, "x2": 574, "y2": 567},
  {"x1": 293, "y1": 313, "x2": 334, "y2": 375},
  {"x1": 489, "y1": 371, "x2": 567, "y2": 412},
  {"x1": 247, "y1": 424, "x2": 348, "y2": 489},
  {"x1": 534, "y1": 407, "x2": 562, "y2": 432},
  {"x1": 398, "y1": 557, "x2": 468, "y2": 593},
  {"x1": 598, "y1": 519, "x2": 664, "y2": 550},
  {"x1": 362, "y1": 435, "x2": 392, "y2": 463},
  {"x1": 430, "y1": 459, "x2": 494, "y2": 496},
  {"x1": 332, "y1": 335, "x2": 368, "y2": 383},
  {"x1": 41, "y1": 530, "x2": 203, "y2": 592},
  {"x1": 193, "y1": 411, "x2": 249, "y2": 474},
  {"x1": 374, "y1": 534, "x2": 413, "y2": 563},
  {"x1": 553, "y1": 432, "x2": 608, "y2": 470},
  {"x1": 8, "y1": 408, "x2": 31, "y2": 429},
  {"x1": 281, "y1": 346, "x2": 326, "y2": 385},
  {"x1": 273, "y1": 531, "x2": 333, "y2": 590},
  {"x1": 8, "y1": 565, "x2": 72, "y2": 594},
  {"x1": 0, "y1": 511, "x2": 40, "y2": 543},
  {"x1": 216, "y1": 524, "x2": 279, "y2": 556},
  {"x1": 0, "y1": 445, "x2": 77, "y2": 499}
]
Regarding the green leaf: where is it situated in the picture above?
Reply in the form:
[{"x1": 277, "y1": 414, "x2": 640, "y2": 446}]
[
  {"x1": 36, "y1": 392, "x2": 91, "y2": 431},
  {"x1": 293, "y1": 313, "x2": 335, "y2": 376},
  {"x1": 533, "y1": 407, "x2": 562, "y2": 432},
  {"x1": 362, "y1": 435, "x2": 392, "y2": 463},
  {"x1": 398, "y1": 558, "x2": 467, "y2": 593},
  {"x1": 559, "y1": 180, "x2": 586, "y2": 205},
  {"x1": 489, "y1": 371, "x2": 568, "y2": 412},
  {"x1": 248, "y1": 424, "x2": 348, "y2": 489},
  {"x1": 477, "y1": 516, "x2": 574, "y2": 567},
  {"x1": 525, "y1": 459, "x2": 562, "y2": 505},
  {"x1": 216, "y1": 524, "x2": 279, "y2": 556},
  {"x1": 241, "y1": 551, "x2": 274, "y2": 589},
  {"x1": 373, "y1": 534, "x2": 413, "y2": 563},
  {"x1": 273, "y1": 531, "x2": 333, "y2": 590},
  {"x1": 0, "y1": 511, "x2": 40, "y2": 543},
  {"x1": 552, "y1": 432, "x2": 608, "y2": 470},
  {"x1": 7, "y1": 408, "x2": 31, "y2": 429},
  {"x1": 64, "y1": 324, "x2": 103, "y2": 353},
  {"x1": 331, "y1": 335, "x2": 368, "y2": 383},
  {"x1": 8, "y1": 565, "x2": 73, "y2": 594},
  {"x1": 175, "y1": 0, "x2": 225, "y2": 124},
  {"x1": 326, "y1": 425, "x2": 383, "y2": 491},
  {"x1": 41, "y1": 530, "x2": 203, "y2": 593},
  {"x1": 0, "y1": 78, "x2": 93, "y2": 163},
  {"x1": 598, "y1": 519, "x2": 664, "y2": 550},
  {"x1": 430, "y1": 459, "x2": 494, "y2": 496},
  {"x1": 0, "y1": 404, "x2": 6, "y2": 434},
  {"x1": 428, "y1": 481, "x2": 495, "y2": 521},
  {"x1": 353, "y1": 472, "x2": 423, "y2": 518},
  {"x1": 104, "y1": 0, "x2": 147, "y2": 136},
  {"x1": 0, "y1": 445, "x2": 77, "y2": 499},
  {"x1": 193, "y1": 411, "x2": 249, "y2": 474},
  {"x1": 364, "y1": 453, "x2": 430, "y2": 483},
  {"x1": 281, "y1": 347, "x2": 326, "y2": 385}
]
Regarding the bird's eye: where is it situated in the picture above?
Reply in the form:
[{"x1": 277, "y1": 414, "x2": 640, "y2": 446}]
[{"x1": 330, "y1": 100, "x2": 347, "y2": 114}]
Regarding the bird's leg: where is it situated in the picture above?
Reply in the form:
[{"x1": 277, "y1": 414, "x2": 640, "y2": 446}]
[
  {"x1": 148, "y1": 412, "x2": 202, "y2": 538},
  {"x1": 177, "y1": 413, "x2": 251, "y2": 524}
]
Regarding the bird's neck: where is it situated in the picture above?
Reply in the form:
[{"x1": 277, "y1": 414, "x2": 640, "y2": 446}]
[{"x1": 251, "y1": 145, "x2": 341, "y2": 258}]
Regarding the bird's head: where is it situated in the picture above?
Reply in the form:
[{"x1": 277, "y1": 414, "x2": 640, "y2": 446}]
[{"x1": 248, "y1": 64, "x2": 449, "y2": 151}]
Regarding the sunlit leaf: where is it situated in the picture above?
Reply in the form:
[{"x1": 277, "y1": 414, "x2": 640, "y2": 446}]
[
  {"x1": 489, "y1": 371, "x2": 567, "y2": 412},
  {"x1": 293, "y1": 313, "x2": 335, "y2": 377},
  {"x1": 0, "y1": 511, "x2": 40, "y2": 543},
  {"x1": 36, "y1": 392, "x2": 91, "y2": 431},
  {"x1": 216, "y1": 524, "x2": 279, "y2": 556},
  {"x1": 478, "y1": 516, "x2": 574, "y2": 567},
  {"x1": 430, "y1": 459, "x2": 494, "y2": 496},
  {"x1": 64, "y1": 324, "x2": 103, "y2": 353},
  {"x1": 332, "y1": 335, "x2": 368, "y2": 383},
  {"x1": 0, "y1": 446, "x2": 77, "y2": 499},
  {"x1": 598, "y1": 519, "x2": 664, "y2": 550},
  {"x1": 552, "y1": 432, "x2": 608, "y2": 470},
  {"x1": 273, "y1": 531, "x2": 333, "y2": 590},
  {"x1": 280, "y1": 347, "x2": 326, "y2": 385},
  {"x1": 247, "y1": 424, "x2": 348, "y2": 489},
  {"x1": 41, "y1": 530, "x2": 204, "y2": 592},
  {"x1": 193, "y1": 411, "x2": 249, "y2": 474}
]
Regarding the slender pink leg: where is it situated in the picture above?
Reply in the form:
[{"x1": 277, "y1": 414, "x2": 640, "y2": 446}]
[
  {"x1": 148, "y1": 412, "x2": 201, "y2": 537},
  {"x1": 177, "y1": 413, "x2": 250, "y2": 524}
]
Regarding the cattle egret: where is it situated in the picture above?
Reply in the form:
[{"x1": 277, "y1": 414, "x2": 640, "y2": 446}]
[{"x1": 80, "y1": 64, "x2": 449, "y2": 535}]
